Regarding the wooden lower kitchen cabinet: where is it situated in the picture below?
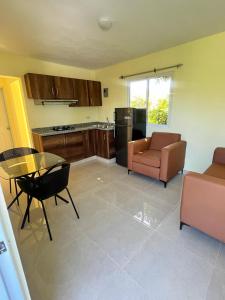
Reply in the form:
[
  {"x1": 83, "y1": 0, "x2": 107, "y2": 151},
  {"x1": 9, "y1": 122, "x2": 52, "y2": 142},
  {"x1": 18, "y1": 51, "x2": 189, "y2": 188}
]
[
  {"x1": 65, "y1": 131, "x2": 88, "y2": 162},
  {"x1": 32, "y1": 129, "x2": 115, "y2": 163},
  {"x1": 95, "y1": 129, "x2": 115, "y2": 159}
]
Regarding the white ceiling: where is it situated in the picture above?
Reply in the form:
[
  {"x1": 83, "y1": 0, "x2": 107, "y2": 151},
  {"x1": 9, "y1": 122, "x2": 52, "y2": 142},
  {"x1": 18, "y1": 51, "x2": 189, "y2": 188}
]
[{"x1": 1, "y1": 0, "x2": 225, "y2": 69}]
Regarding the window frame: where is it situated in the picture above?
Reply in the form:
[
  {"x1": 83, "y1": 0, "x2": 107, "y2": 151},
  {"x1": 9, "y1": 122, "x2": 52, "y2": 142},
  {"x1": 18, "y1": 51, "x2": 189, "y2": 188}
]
[{"x1": 127, "y1": 71, "x2": 174, "y2": 128}]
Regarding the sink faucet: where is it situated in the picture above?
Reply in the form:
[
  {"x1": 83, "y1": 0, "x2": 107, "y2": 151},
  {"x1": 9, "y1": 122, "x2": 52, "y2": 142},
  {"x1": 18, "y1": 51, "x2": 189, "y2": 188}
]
[{"x1": 106, "y1": 117, "x2": 110, "y2": 125}]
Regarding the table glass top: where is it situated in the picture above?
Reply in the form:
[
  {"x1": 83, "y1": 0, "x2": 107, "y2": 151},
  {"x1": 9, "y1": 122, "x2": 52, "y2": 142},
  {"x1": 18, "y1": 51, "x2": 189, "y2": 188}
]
[{"x1": 0, "y1": 152, "x2": 65, "y2": 180}]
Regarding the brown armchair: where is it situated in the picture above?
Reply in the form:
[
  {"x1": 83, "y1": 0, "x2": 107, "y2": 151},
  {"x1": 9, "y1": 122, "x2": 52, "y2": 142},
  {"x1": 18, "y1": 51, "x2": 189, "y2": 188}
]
[
  {"x1": 180, "y1": 147, "x2": 225, "y2": 242},
  {"x1": 128, "y1": 132, "x2": 187, "y2": 187}
]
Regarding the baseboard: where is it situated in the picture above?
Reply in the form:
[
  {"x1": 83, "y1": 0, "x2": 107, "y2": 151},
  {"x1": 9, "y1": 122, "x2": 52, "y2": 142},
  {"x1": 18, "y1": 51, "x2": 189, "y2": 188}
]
[
  {"x1": 70, "y1": 156, "x2": 97, "y2": 166},
  {"x1": 96, "y1": 157, "x2": 116, "y2": 164},
  {"x1": 70, "y1": 156, "x2": 116, "y2": 167}
]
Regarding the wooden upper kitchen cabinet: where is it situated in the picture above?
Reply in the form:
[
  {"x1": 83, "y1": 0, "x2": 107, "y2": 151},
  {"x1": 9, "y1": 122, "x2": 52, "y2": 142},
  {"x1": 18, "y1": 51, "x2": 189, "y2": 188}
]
[
  {"x1": 87, "y1": 80, "x2": 102, "y2": 106},
  {"x1": 24, "y1": 73, "x2": 55, "y2": 99},
  {"x1": 71, "y1": 79, "x2": 89, "y2": 106},
  {"x1": 54, "y1": 76, "x2": 74, "y2": 99},
  {"x1": 24, "y1": 73, "x2": 102, "y2": 106}
]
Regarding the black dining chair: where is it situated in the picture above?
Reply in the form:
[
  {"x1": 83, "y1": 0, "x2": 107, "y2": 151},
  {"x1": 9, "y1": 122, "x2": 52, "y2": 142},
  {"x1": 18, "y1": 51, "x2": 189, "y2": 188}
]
[
  {"x1": 17, "y1": 163, "x2": 79, "y2": 241},
  {"x1": 0, "y1": 147, "x2": 39, "y2": 205}
]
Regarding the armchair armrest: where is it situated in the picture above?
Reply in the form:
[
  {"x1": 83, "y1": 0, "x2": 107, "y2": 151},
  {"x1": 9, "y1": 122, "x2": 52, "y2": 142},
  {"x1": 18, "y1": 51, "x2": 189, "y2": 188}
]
[
  {"x1": 180, "y1": 172, "x2": 225, "y2": 242},
  {"x1": 213, "y1": 147, "x2": 225, "y2": 165},
  {"x1": 128, "y1": 138, "x2": 151, "y2": 170},
  {"x1": 160, "y1": 140, "x2": 186, "y2": 182}
]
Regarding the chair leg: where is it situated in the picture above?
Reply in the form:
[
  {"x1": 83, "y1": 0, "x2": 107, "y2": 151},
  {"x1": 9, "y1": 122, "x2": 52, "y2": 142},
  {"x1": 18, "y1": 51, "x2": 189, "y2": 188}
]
[
  {"x1": 128, "y1": 169, "x2": 130, "y2": 175},
  {"x1": 56, "y1": 194, "x2": 69, "y2": 204},
  {"x1": 9, "y1": 179, "x2": 12, "y2": 194},
  {"x1": 27, "y1": 194, "x2": 30, "y2": 223},
  {"x1": 66, "y1": 187, "x2": 79, "y2": 219},
  {"x1": 14, "y1": 179, "x2": 19, "y2": 206},
  {"x1": 54, "y1": 195, "x2": 58, "y2": 206},
  {"x1": 41, "y1": 201, "x2": 53, "y2": 241},
  {"x1": 21, "y1": 196, "x2": 33, "y2": 229},
  {"x1": 7, "y1": 190, "x2": 23, "y2": 209}
]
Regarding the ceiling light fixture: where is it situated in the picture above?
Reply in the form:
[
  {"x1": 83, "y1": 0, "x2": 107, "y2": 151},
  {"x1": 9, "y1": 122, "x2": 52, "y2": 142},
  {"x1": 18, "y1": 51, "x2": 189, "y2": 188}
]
[{"x1": 98, "y1": 17, "x2": 112, "y2": 31}]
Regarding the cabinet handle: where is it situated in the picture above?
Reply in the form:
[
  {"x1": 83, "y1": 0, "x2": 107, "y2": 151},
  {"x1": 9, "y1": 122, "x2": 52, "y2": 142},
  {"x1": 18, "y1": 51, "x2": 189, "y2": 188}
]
[
  {"x1": 51, "y1": 87, "x2": 54, "y2": 96},
  {"x1": 56, "y1": 87, "x2": 58, "y2": 97},
  {"x1": 104, "y1": 134, "x2": 106, "y2": 141}
]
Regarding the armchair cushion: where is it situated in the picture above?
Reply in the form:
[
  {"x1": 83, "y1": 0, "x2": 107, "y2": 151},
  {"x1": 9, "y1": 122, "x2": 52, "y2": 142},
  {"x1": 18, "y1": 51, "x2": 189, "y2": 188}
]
[
  {"x1": 150, "y1": 132, "x2": 181, "y2": 151},
  {"x1": 204, "y1": 163, "x2": 225, "y2": 180},
  {"x1": 133, "y1": 149, "x2": 161, "y2": 168}
]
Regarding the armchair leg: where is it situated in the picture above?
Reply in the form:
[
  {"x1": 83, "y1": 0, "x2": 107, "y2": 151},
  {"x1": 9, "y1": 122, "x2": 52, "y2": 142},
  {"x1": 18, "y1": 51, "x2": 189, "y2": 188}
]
[
  {"x1": 180, "y1": 221, "x2": 189, "y2": 230},
  {"x1": 128, "y1": 169, "x2": 131, "y2": 175},
  {"x1": 41, "y1": 201, "x2": 52, "y2": 241},
  {"x1": 161, "y1": 181, "x2": 167, "y2": 188},
  {"x1": 66, "y1": 187, "x2": 79, "y2": 219},
  {"x1": 54, "y1": 195, "x2": 58, "y2": 206},
  {"x1": 180, "y1": 222, "x2": 184, "y2": 230}
]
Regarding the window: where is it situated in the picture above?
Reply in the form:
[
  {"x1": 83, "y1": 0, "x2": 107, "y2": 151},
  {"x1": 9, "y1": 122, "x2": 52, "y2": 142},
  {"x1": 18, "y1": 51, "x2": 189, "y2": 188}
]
[{"x1": 129, "y1": 75, "x2": 172, "y2": 125}]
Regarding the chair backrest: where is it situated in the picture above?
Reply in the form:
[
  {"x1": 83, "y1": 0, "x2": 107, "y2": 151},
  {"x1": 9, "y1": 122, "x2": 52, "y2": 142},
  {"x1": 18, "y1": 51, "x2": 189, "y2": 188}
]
[
  {"x1": 0, "y1": 147, "x2": 38, "y2": 162},
  {"x1": 150, "y1": 132, "x2": 181, "y2": 151},
  {"x1": 18, "y1": 163, "x2": 70, "y2": 200}
]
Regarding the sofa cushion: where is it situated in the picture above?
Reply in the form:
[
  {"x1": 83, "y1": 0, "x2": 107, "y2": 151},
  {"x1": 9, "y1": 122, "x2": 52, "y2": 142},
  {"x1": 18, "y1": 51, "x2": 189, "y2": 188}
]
[
  {"x1": 133, "y1": 149, "x2": 161, "y2": 168},
  {"x1": 150, "y1": 132, "x2": 181, "y2": 151},
  {"x1": 204, "y1": 163, "x2": 225, "y2": 180}
]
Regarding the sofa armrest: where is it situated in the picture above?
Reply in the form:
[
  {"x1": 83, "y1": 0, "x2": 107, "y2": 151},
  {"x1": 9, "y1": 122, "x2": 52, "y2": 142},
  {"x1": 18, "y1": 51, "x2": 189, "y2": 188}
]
[
  {"x1": 180, "y1": 172, "x2": 225, "y2": 242},
  {"x1": 213, "y1": 147, "x2": 225, "y2": 165},
  {"x1": 160, "y1": 140, "x2": 187, "y2": 182},
  {"x1": 128, "y1": 138, "x2": 151, "y2": 170}
]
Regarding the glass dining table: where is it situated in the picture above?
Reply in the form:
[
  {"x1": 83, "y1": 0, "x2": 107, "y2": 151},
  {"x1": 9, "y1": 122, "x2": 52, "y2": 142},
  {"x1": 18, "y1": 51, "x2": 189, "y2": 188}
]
[{"x1": 0, "y1": 152, "x2": 65, "y2": 209}]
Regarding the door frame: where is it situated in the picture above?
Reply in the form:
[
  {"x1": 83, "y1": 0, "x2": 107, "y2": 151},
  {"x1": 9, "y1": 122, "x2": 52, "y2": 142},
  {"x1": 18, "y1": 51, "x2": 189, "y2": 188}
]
[
  {"x1": 0, "y1": 88, "x2": 14, "y2": 151},
  {"x1": 0, "y1": 184, "x2": 31, "y2": 300}
]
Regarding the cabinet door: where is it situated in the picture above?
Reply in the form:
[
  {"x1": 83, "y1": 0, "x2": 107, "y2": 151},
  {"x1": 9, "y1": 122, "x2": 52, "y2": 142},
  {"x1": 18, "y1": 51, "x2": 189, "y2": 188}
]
[
  {"x1": 72, "y1": 79, "x2": 89, "y2": 107},
  {"x1": 86, "y1": 130, "x2": 96, "y2": 157},
  {"x1": 42, "y1": 134, "x2": 66, "y2": 158},
  {"x1": 24, "y1": 73, "x2": 55, "y2": 99},
  {"x1": 88, "y1": 81, "x2": 102, "y2": 106},
  {"x1": 96, "y1": 130, "x2": 107, "y2": 158},
  {"x1": 106, "y1": 130, "x2": 115, "y2": 159},
  {"x1": 54, "y1": 76, "x2": 74, "y2": 99},
  {"x1": 65, "y1": 131, "x2": 86, "y2": 161}
]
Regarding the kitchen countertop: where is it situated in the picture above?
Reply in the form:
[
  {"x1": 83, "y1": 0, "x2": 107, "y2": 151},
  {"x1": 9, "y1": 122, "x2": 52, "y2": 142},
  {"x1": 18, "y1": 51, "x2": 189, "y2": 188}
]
[{"x1": 32, "y1": 122, "x2": 115, "y2": 137}]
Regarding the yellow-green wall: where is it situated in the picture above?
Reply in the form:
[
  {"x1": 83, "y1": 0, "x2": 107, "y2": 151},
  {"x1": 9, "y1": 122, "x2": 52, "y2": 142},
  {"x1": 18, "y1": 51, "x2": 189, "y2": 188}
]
[
  {"x1": 96, "y1": 31, "x2": 225, "y2": 172},
  {"x1": 1, "y1": 31, "x2": 225, "y2": 171},
  {"x1": 0, "y1": 52, "x2": 98, "y2": 128}
]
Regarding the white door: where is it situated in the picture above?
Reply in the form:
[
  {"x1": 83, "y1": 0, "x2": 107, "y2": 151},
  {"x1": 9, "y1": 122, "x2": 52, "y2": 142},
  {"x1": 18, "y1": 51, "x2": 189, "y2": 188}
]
[
  {"x1": 0, "y1": 185, "x2": 31, "y2": 300},
  {"x1": 0, "y1": 88, "x2": 13, "y2": 153}
]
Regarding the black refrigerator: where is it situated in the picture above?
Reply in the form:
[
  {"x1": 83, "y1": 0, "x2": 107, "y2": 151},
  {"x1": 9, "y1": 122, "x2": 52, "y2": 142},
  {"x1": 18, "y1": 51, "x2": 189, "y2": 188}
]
[{"x1": 115, "y1": 107, "x2": 146, "y2": 167}]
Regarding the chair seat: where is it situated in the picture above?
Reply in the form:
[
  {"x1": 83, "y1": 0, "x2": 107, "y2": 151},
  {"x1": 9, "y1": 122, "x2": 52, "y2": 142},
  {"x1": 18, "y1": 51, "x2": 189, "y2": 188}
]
[{"x1": 133, "y1": 149, "x2": 161, "y2": 168}]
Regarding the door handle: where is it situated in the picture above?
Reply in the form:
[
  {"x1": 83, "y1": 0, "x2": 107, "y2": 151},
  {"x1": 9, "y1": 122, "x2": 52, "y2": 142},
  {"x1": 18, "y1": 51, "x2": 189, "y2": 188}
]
[{"x1": 0, "y1": 241, "x2": 7, "y2": 255}]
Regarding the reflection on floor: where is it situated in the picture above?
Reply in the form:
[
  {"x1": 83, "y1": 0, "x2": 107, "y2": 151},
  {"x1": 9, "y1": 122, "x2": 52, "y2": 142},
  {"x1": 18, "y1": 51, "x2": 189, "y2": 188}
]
[{"x1": 3, "y1": 160, "x2": 225, "y2": 300}]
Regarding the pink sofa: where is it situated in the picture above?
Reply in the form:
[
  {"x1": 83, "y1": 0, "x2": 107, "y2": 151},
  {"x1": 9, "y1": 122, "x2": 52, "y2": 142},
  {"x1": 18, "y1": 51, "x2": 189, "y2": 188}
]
[{"x1": 180, "y1": 147, "x2": 225, "y2": 242}]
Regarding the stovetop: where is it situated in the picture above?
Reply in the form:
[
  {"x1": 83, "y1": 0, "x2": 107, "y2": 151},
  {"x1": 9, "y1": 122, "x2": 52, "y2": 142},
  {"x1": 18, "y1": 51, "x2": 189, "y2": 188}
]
[{"x1": 52, "y1": 125, "x2": 75, "y2": 131}]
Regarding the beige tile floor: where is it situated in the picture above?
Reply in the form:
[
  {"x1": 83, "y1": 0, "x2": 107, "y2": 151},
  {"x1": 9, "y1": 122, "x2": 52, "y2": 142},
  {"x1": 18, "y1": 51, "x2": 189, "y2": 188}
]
[{"x1": 2, "y1": 160, "x2": 225, "y2": 300}]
